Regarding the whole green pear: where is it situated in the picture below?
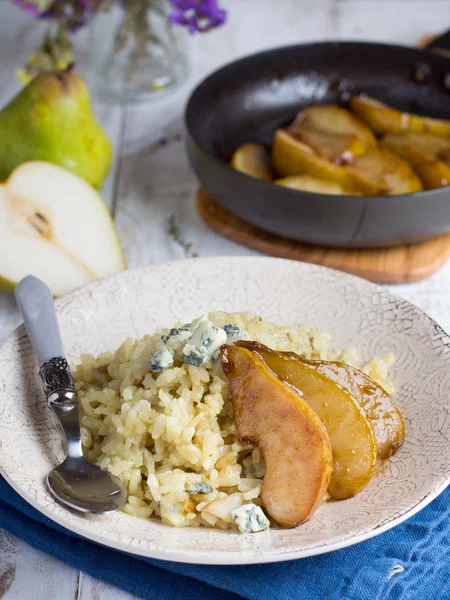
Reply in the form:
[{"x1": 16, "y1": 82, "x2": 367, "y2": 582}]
[{"x1": 0, "y1": 69, "x2": 112, "y2": 188}]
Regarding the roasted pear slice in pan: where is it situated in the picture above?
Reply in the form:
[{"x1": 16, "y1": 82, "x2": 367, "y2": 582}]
[
  {"x1": 292, "y1": 104, "x2": 377, "y2": 149},
  {"x1": 288, "y1": 129, "x2": 366, "y2": 164},
  {"x1": 380, "y1": 133, "x2": 450, "y2": 159},
  {"x1": 273, "y1": 129, "x2": 385, "y2": 194},
  {"x1": 350, "y1": 96, "x2": 450, "y2": 138},
  {"x1": 380, "y1": 134, "x2": 450, "y2": 189},
  {"x1": 346, "y1": 148, "x2": 423, "y2": 195},
  {"x1": 275, "y1": 175, "x2": 361, "y2": 195},
  {"x1": 230, "y1": 142, "x2": 272, "y2": 181}
]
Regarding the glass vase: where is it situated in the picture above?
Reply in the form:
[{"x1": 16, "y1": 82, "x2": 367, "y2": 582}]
[{"x1": 91, "y1": 1, "x2": 189, "y2": 103}]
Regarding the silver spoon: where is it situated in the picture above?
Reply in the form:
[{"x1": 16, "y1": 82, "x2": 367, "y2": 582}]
[{"x1": 15, "y1": 276, "x2": 127, "y2": 514}]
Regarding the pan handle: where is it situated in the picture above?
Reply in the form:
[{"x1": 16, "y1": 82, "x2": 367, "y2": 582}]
[{"x1": 421, "y1": 29, "x2": 450, "y2": 53}]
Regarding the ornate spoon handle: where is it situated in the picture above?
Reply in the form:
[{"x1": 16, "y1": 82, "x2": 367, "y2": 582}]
[{"x1": 15, "y1": 276, "x2": 77, "y2": 407}]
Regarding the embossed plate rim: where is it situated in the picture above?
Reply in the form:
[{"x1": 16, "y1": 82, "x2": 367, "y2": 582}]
[
  {"x1": 0, "y1": 459, "x2": 448, "y2": 565},
  {"x1": 0, "y1": 257, "x2": 449, "y2": 565}
]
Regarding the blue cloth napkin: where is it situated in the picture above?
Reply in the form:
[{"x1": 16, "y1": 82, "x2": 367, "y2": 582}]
[{"x1": 0, "y1": 477, "x2": 448, "y2": 600}]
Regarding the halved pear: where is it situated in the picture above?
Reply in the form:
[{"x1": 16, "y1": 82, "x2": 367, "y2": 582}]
[
  {"x1": 273, "y1": 129, "x2": 385, "y2": 194},
  {"x1": 346, "y1": 148, "x2": 423, "y2": 195},
  {"x1": 0, "y1": 161, "x2": 126, "y2": 297},
  {"x1": 230, "y1": 142, "x2": 272, "y2": 181},
  {"x1": 350, "y1": 96, "x2": 450, "y2": 138},
  {"x1": 298, "y1": 358, "x2": 405, "y2": 459},
  {"x1": 220, "y1": 344, "x2": 332, "y2": 527},
  {"x1": 275, "y1": 175, "x2": 361, "y2": 195},
  {"x1": 292, "y1": 105, "x2": 377, "y2": 148},
  {"x1": 380, "y1": 134, "x2": 450, "y2": 189},
  {"x1": 237, "y1": 341, "x2": 377, "y2": 500}
]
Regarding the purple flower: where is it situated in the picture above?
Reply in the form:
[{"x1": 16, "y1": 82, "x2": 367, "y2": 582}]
[
  {"x1": 169, "y1": 0, "x2": 227, "y2": 34},
  {"x1": 13, "y1": 0, "x2": 113, "y2": 30},
  {"x1": 13, "y1": 0, "x2": 227, "y2": 35},
  {"x1": 13, "y1": 0, "x2": 51, "y2": 18}
]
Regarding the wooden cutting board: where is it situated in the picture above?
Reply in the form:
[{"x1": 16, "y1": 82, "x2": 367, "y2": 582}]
[{"x1": 197, "y1": 187, "x2": 450, "y2": 284}]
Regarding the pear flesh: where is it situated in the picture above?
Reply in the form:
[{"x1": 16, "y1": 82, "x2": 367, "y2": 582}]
[
  {"x1": 0, "y1": 70, "x2": 112, "y2": 189},
  {"x1": 0, "y1": 161, "x2": 125, "y2": 297}
]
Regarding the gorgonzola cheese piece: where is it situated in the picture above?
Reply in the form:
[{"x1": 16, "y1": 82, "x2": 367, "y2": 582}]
[
  {"x1": 149, "y1": 348, "x2": 174, "y2": 372},
  {"x1": 223, "y1": 324, "x2": 249, "y2": 343},
  {"x1": 186, "y1": 482, "x2": 213, "y2": 495},
  {"x1": 232, "y1": 503, "x2": 270, "y2": 533},
  {"x1": 162, "y1": 324, "x2": 192, "y2": 345},
  {"x1": 183, "y1": 345, "x2": 206, "y2": 367},
  {"x1": 157, "y1": 315, "x2": 239, "y2": 371},
  {"x1": 182, "y1": 319, "x2": 227, "y2": 366}
]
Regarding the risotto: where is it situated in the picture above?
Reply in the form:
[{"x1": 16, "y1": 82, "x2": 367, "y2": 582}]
[{"x1": 74, "y1": 312, "x2": 394, "y2": 532}]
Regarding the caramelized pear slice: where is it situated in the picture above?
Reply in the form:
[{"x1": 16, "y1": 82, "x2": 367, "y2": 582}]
[
  {"x1": 298, "y1": 358, "x2": 405, "y2": 459},
  {"x1": 440, "y1": 148, "x2": 450, "y2": 167},
  {"x1": 292, "y1": 105, "x2": 377, "y2": 148},
  {"x1": 346, "y1": 148, "x2": 423, "y2": 195},
  {"x1": 273, "y1": 129, "x2": 385, "y2": 194},
  {"x1": 275, "y1": 175, "x2": 361, "y2": 195},
  {"x1": 230, "y1": 142, "x2": 272, "y2": 181},
  {"x1": 380, "y1": 133, "x2": 450, "y2": 159},
  {"x1": 237, "y1": 341, "x2": 377, "y2": 500},
  {"x1": 220, "y1": 345, "x2": 332, "y2": 527},
  {"x1": 380, "y1": 135, "x2": 450, "y2": 189},
  {"x1": 289, "y1": 129, "x2": 366, "y2": 164},
  {"x1": 350, "y1": 96, "x2": 450, "y2": 138}
]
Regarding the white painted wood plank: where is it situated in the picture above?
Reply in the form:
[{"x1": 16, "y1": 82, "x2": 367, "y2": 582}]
[
  {"x1": 0, "y1": 5, "x2": 45, "y2": 105},
  {"x1": 338, "y1": 0, "x2": 449, "y2": 2},
  {"x1": 78, "y1": 572, "x2": 137, "y2": 600},
  {"x1": 0, "y1": 530, "x2": 77, "y2": 600},
  {"x1": 0, "y1": 294, "x2": 20, "y2": 347},
  {"x1": 336, "y1": 0, "x2": 450, "y2": 44},
  {"x1": 76, "y1": 25, "x2": 124, "y2": 211}
]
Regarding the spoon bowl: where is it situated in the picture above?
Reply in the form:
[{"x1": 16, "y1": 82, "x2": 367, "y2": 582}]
[{"x1": 48, "y1": 457, "x2": 127, "y2": 513}]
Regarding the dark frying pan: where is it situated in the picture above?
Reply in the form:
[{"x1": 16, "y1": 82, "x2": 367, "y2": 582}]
[{"x1": 185, "y1": 33, "x2": 450, "y2": 248}]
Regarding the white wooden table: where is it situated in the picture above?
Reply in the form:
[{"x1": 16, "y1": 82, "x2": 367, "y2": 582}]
[{"x1": 0, "y1": 1, "x2": 449, "y2": 597}]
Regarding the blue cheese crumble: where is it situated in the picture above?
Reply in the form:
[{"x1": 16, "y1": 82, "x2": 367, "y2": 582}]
[
  {"x1": 183, "y1": 346, "x2": 206, "y2": 367},
  {"x1": 231, "y1": 504, "x2": 270, "y2": 533},
  {"x1": 153, "y1": 316, "x2": 250, "y2": 373},
  {"x1": 186, "y1": 482, "x2": 213, "y2": 495},
  {"x1": 223, "y1": 324, "x2": 249, "y2": 343},
  {"x1": 182, "y1": 319, "x2": 227, "y2": 366},
  {"x1": 149, "y1": 348, "x2": 174, "y2": 372},
  {"x1": 162, "y1": 324, "x2": 192, "y2": 345}
]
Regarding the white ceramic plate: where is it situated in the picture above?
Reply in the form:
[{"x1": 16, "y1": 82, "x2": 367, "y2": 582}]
[{"x1": 0, "y1": 257, "x2": 449, "y2": 565}]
